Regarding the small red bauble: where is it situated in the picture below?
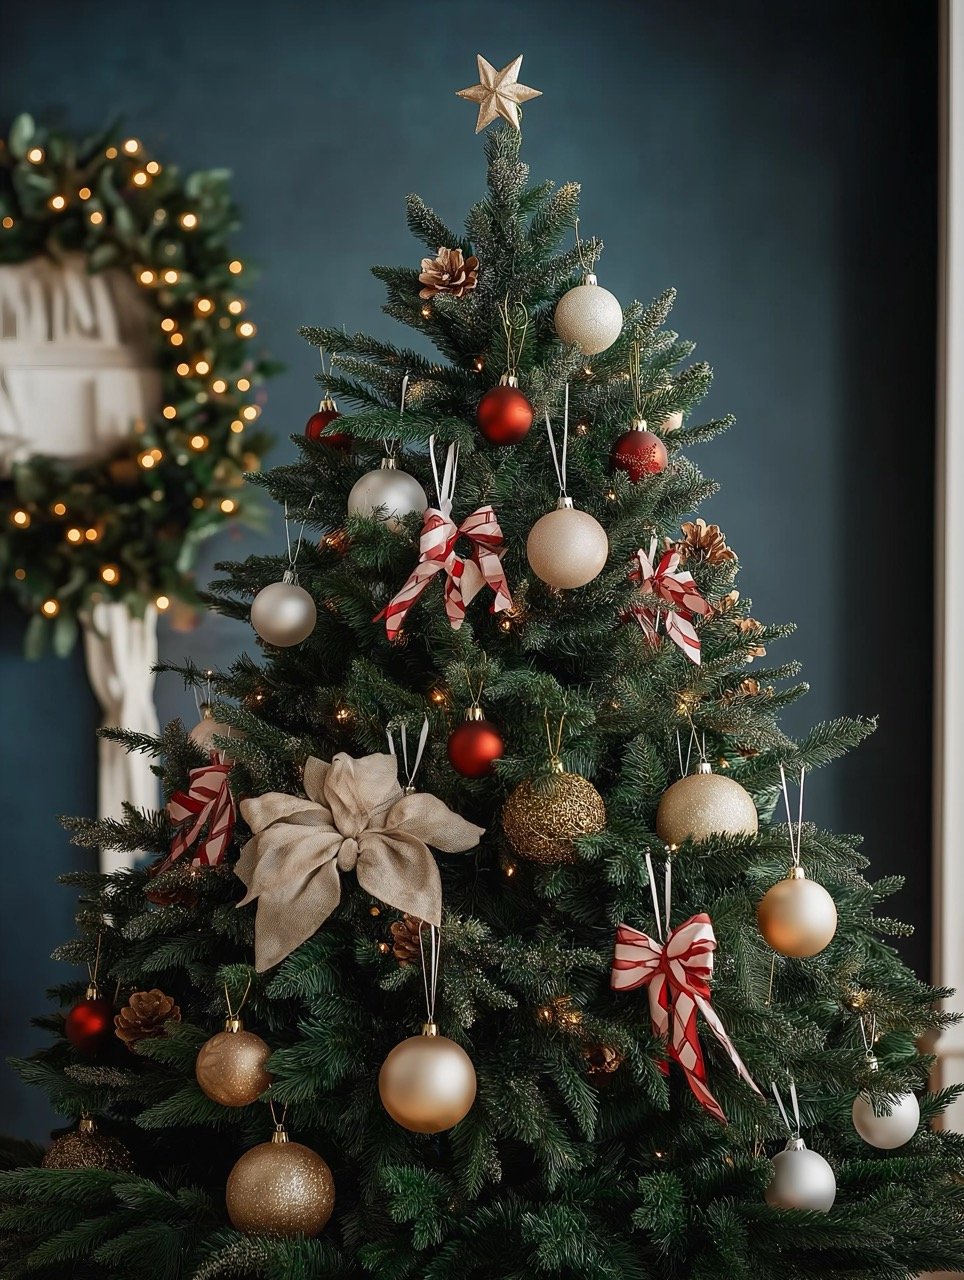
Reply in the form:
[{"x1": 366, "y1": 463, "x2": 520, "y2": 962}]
[
  {"x1": 305, "y1": 395, "x2": 351, "y2": 450},
  {"x1": 476, "y1": 378, "x2": 533, "y2": 446},
  {"x1": 65, "y1": 986, "x2": 115, "y2": 1055},
  {"x1": 448, "y1": 712, "x2": 505, "y2": 778},
  {"x1": 611, "y1": 419, "x2": 668, "y2": 483}
]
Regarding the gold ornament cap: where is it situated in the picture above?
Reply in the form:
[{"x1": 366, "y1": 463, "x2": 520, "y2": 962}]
[
  {"x1": 78, "y1": 1116, "x2": 96, "y2": 1135},
  {"x1": 84, "y1": 981, "x2": 99, "y2": 1000},
  {"x1": 271, "y1": 1124, "x2": 290, "y2": 1145},
  {"x1": 788, "y1": 864, "x2": 806, "y2": 880},
  {"x1": 421, "y1": 1021, "x2": 439, "y2": 1037},
  {"x1": 318, "y1": 393, "x2": 337, "y2": 413},
  {"x1": 499, "y1": 372, "x2": 519, "y2": 388},
  {"x1": 223, "y1": 1014, "x2": 243, "y2": 1033},
  {"x1": 629, "y1": 415, "x2": 649, "y2": 433},
  {"x1": 465, "y1": 704, "x2": 485, "y2": 722},
  {"x1": 583, "y1": 272, "x2": 599, "y2": 286},
  {"x1": 380, "y1": 455, "x2": 398, "y2": 471},
  {"x1": 556, "y1": 494, "x2": 575, "y2": 511}
]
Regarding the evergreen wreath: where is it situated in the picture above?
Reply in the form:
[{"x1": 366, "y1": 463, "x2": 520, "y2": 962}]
[{"x1": 0, "y1": 114, "x2": 276, "y2": 655}]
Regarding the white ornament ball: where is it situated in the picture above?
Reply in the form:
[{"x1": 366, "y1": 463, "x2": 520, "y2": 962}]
[
  {"x1": 852, "y1": 1089, "x2": 920, "y2": 1149},
  {"x1": 378, "y1": 1028, "x2": 477, "y2": 1134},
  {"x1": 189, "y1": 707, "x2": 240, "y2": 759},
  {"x1": 250, "y1": 580, "x2": 317, "y2": 647},
  {"x1": 526, "y1": 503, "x2": 608, "y2": 590},
  {"x1": 554, "y1": 273, "x2": 623, "y2": 355},
  {"x1": 765, "y1": 1140, "x2": 836, "y2": 1213},
  {"x1": 655, "y1": 767, "x2": 759, "y2": 845},
  {"x1": 348, "y1": 460, "x2": 427, "y2": 531}
]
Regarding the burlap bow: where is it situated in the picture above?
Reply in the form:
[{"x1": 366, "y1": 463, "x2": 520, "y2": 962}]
[
  {"x1": 235, "y1": 752, "x2": 484, "y2": 971},
  {"x1": 611, "y1": 915, "x2": 762, "y2": 1124},
  {"x1": 162, "y1": 762, "x2": 235, "y2": 870},
  {"x1": 375, "y1": 441, "x2": 512, "y2": 640},
  {"x1": 625, "y1": 538, "x2": 711, "y2": 664}
]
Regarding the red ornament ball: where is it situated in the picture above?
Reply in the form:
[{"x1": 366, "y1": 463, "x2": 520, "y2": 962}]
[
  {"x1": 448, "y1": 716, "x2": 505, "y2": 778},
  {"x1": 66, "y1": 993, "x2": 115, "y2": 1055},
  {"x1": 611, "y1": 424, "x2": 668, "y2": 482},
  {"x1": 476, "y1": 383, "x2": 533, "y2": 446},
  {"x1": 305, "y1": 397, "x2": 351, "y2": 450}
]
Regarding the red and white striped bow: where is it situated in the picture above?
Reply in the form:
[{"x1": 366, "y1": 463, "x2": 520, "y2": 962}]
[
  {"x1": 626, "y1": 538, "x2": 711, "y2": 664},
  {"x1": 163, "y1": 762, "x2": 235, "y2": 869},
  {"x1": 376, "y1": 442, "x2": 511, "y2": 640},
  {"x1": 611, "y1": 890, "x2": 761, "y2": 1124}
]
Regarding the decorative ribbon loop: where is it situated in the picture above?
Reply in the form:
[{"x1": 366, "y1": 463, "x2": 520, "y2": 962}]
[
  {"x1": 235, "y1": 752, "x2": 484, "y2": 971},
  {"x1": 163, "y1": 762, "x2": 235, "y2": 869},
  {"x1": 376, "y1": 441, "x2": 512, "y2": 639},
  {"x1": 611, "y1": 912, "x2": 762, "y2": 1124},
  {"x1": 625, "y1": 537, "x2": 710, "y2": 665}
]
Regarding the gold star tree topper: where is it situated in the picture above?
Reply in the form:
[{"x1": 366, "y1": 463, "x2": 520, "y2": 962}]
[{"x1": 457, "y1": 54, "x2": 542, "y2": 133}]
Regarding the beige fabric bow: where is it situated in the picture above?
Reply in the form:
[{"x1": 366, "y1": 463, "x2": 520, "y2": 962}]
[{"x1": 236, "y1": 752, "x2": 484, "y2": 971}]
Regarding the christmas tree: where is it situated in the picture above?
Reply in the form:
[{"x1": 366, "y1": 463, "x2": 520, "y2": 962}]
[{"x1": 3, "y1": 59, "x2": 964, "y2": 1280}]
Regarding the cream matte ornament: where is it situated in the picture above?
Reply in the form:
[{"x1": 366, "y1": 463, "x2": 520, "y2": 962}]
[
  {"x1": 456, "y1": 53, "x2": 543, "y2": 133},
  {"x1": 379, "y1": 1022, "x2": 477, "y2": 1133},
  {"x1": 195, "y1": 1016, "x2": 272, "y2": 1107},
  {"x1": 765, "y1": 1137, "x2": 836, "y2": 1213},
  {"x1": 189, "y1": 704, "x2": 240, "y2": 759},
  {"x1": 527, "y1": 496, "x2": 608, "y2": 590},
  {"x1": 225, "y1": 1124, "x2": 335, "y2": 1236},
  {"x1": 554, "y1": 273, "x2": 623, "y2": 355},
  {"x1": 655, "y1": 762, "x2": 759, "y2": 846},
  {"x1": 250, "y1": 575, "x2": 317, "y2": 647},
  {"x1": 757, "y1": 866, "x2": 838, "y2": 958},
  {"x1": 851, "y1": 1055, "x2": 920, "y2": 1149},
  {"x1": 348, "y1": 456, "x2": 428, "y2": 531}
]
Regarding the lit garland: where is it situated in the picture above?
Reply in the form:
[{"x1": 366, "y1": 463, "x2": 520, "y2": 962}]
[{"x1": 0, "y1": 114, "x2": 276, "y2": 653}]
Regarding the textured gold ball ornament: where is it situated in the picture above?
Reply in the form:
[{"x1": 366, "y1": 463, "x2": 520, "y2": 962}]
[
  {"x1": 655, "y1": 761, "x2": 758, "y2": 845},
  {"x1": 42, "y1": 1116, "x2": 135, "y2": 1172},
  {"x1": 378, "y1": 1022, "x2": 477, "y2": 1133},
  {"x1": 225, "y1": 1125, "x2": 335, "y2": 1236},
  {"x1": 195, "y1": 1016, "x2": 272, "y2": 1107},
  {"x1": 502, "y1": 761, "x2": 607, "y2": 865},
  {"x1": 757, "y1": 865, "x2": 838, "y2": 958}
]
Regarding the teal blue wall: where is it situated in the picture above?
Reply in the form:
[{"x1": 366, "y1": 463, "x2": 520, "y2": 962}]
[{"x1": 0, "y1": 0, "x2": 937, "y2": 1138}]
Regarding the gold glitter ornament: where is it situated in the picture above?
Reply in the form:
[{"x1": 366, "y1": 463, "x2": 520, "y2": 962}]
[
  {"x1": 195, "y1": 1015, "x2": 272, "y2": 1107},
  {"x1": 42, "y1": 1116, "x2": 135, "y2": 1172},
  {"x1": 655, "y1": 762, "x2": 758, "y2": 846},
  {"x1": 226, "y1": 1125, "x2": 334, "y2": 1236},
  {"x1": 503, "y1": 765, "x2": 606, "y2": 865}
]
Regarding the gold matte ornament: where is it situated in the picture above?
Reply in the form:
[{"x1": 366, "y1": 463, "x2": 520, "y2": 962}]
[
  {"x1": 757, "y1": 866, "x2": 838, "y2": 958},
  {"x1": 195, "y1": 1016, "x2": 272, "y2": 1107},
  {"x1": 655, "y1": 763, "x2": 758, "y2": 846},
  {"x1": 42, "y1": 1116, "x2": 135, "y2": 1172},
  {"x1": 378, "y1": 1023, "x2": 477, "y2": 1133},
  {"x1": 503, "y1": 767, "x2": 606, "y2": 865},
  {"x1": 225, "y1": 1126, "x2": 335, "y2": 1236}
]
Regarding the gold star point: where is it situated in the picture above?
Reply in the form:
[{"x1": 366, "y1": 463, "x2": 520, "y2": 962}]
[{"x1": 457, "y1": 53, "x2": 542, "y2": 134}]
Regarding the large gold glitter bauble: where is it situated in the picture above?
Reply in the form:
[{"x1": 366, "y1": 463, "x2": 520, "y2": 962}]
[
  {"x1": 378, "y1": 1023, "x2": 477, "y2": 1134},
  {"x1": 502, "y1": 766, "x2": 606, "y2": 865},
  {"x1": 655, "y1": 765, "x2": 758, "y2": 846},
  {"x1": 42, "y1": 1117, "x2": 135, "y2": 1172},
  {"x1": 226, "y1": 1126, "x2": 334, "y2": 1236},
  {"x1": 195, "y1": 1017, "x2": 272, "y2": 1107},
  {"x1": 758, "y1": 866, "x2": 838, "y2": 958}
]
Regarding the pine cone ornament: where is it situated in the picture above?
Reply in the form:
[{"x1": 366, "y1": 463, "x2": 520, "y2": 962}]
[
  {"x1": 418, "y1": 246, "x2": 479, "y2": 300},
  {"x1": 721, "y1": 677, "x2": 768, "y2": 704},
  {"x1": 114, "y1": 989, "x2": 181, "y2": 1049},
  {"x1": 583, "y1": 1042, "x2": 624, "y2": 1079},
  {"x1": 713, "y1": 589, "x2": 740, "y2": 616},
  {"x1": 390, "y1": 914, "x2": 423, "y2": 966},
  {"x1": 734, "y1": 616, "x2": 766, "y2": 658},
  {"x1": 676, "y1": 519, "x2": 736, "y2": 565}
]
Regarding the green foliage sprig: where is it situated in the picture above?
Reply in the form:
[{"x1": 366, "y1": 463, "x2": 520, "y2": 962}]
[{"x1": 0, "y1": 114, "x2": 278, "y2": 655}]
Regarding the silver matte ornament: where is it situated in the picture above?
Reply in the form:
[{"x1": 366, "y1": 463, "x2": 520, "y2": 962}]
[
  {"x1": 250, "y1": 576, "x2": 317, "y2": 647},
  {"x1": 851, "y1": 1055, "x2": 920, "y2": 1148},
  {"x1": 554, "y1": 273, "x2": 623, "y2": 355},
  {"x1": 765, "y1": 1137, "x2": 836, "y2": 1213},
  {"x1": 348, "y1": 456, "x2": 427, "y2": 531},
  {"x1": 526, "y1": 496, "x2": 608, "y2": 590}
]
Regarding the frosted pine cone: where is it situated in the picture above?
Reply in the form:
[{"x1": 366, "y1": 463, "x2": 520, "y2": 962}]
[
  {"x1": 676, "y1": 519, "x2": 736, "y2": 565},
  {"x1": 114, "y1": 989, "x2": 181, "y2": 1048},
  {"x1": 418, "y1": 247, "x2": 479, "y2": 299},
  {"x1": 583, "y1": 1042, "x2": 624, "y2": 1079}
]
